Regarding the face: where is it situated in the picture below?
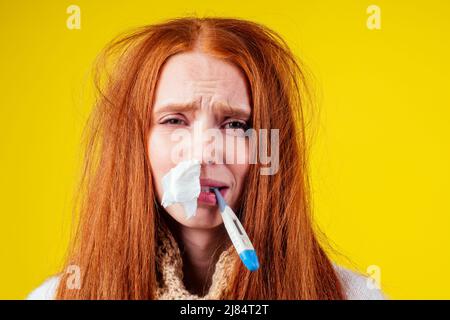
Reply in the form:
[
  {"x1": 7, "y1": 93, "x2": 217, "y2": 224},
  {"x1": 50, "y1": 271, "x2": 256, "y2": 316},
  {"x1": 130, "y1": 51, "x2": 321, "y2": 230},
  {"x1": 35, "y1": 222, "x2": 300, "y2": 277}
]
[{"x1": 148, "y1": 51, "x2": 252, "y2": 229}]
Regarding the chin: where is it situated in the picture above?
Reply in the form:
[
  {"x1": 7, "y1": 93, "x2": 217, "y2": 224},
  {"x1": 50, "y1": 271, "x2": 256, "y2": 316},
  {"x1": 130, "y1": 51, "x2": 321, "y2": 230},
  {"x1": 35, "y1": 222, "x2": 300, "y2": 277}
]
[{"x1": 170, "y1": 205, "x2": 223, "y2": 229}]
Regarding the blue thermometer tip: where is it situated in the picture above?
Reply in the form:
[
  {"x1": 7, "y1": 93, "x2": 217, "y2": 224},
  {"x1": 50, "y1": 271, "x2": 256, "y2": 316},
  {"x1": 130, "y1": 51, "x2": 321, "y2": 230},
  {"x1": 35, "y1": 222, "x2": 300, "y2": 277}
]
[{"x1": 239, "y1": 250, "x2": 260, "y2": 271}]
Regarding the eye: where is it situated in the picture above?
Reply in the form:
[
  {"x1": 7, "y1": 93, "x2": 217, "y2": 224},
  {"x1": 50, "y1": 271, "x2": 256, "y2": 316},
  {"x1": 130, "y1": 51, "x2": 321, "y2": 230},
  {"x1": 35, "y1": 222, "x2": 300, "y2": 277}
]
[
  {"x1": 222, "y1": 120, "x2": 249, "y2": 131},
  {"x1": 160, "y1": 117, "x2": 187, "y2": 126}
]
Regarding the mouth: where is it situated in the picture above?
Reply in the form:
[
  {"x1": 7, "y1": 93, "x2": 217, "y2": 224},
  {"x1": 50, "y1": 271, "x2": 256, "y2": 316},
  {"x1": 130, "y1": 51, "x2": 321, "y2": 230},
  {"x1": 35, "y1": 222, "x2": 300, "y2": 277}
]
[{"x1": 198, "y1": 178, "x2": 229, "y2": 206}]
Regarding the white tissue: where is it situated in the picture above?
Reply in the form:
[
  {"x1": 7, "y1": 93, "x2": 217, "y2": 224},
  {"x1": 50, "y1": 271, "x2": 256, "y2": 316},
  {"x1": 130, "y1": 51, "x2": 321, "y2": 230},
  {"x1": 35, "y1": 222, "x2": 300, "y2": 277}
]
[{"x1": 161, "y1": 159, "x2": 201, "y2": 219}]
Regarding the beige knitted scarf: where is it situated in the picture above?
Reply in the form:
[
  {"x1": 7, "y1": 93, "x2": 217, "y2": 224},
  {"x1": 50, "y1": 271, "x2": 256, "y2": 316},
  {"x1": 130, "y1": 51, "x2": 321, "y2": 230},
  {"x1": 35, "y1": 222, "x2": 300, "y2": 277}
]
[{"x1": 155, "y1": 221, "x2": 237, "y2": 300}]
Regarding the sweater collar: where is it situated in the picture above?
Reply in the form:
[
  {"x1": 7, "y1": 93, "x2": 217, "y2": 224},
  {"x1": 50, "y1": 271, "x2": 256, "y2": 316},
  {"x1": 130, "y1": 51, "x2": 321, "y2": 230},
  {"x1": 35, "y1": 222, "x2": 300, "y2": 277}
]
[{"x1": 155, "y1": 220, "x2": 236, "y2": 299}]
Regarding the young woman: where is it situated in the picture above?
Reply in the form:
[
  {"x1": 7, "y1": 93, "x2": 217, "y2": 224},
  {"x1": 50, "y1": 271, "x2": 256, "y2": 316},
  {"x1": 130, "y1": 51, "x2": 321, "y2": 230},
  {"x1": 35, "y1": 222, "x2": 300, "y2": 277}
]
[{"x1": 27, "y1": 17, "x2": 385, "y2": 300}]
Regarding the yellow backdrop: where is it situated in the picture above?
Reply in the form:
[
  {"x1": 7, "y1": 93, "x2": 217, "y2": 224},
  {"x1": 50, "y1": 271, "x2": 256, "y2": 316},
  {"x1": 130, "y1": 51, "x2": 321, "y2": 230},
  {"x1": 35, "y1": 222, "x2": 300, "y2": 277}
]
[{"x1": 1, "y1": 0, "x2": 449, "y2": 299}]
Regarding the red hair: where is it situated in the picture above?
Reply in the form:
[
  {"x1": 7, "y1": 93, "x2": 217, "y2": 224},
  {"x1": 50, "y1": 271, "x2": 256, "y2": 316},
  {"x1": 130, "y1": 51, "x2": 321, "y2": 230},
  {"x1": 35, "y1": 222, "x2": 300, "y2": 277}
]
[{"x1": 56, "y1": 17, "x2": 345, "y2": 299}]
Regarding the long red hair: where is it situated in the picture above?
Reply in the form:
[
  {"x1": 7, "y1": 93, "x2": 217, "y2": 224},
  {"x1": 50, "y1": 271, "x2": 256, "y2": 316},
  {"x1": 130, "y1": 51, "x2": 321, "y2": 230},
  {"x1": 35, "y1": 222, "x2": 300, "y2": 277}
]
[{"x1": 56, "y1": 16, "x2": 345, "y2": 299}]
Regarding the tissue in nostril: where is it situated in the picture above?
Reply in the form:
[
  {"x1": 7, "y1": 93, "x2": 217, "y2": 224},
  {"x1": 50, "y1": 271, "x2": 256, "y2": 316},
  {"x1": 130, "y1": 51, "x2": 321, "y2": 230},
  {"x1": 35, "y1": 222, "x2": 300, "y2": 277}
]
[{"x1": 161, "y1": 159, "x2": 201, "y2": 219}]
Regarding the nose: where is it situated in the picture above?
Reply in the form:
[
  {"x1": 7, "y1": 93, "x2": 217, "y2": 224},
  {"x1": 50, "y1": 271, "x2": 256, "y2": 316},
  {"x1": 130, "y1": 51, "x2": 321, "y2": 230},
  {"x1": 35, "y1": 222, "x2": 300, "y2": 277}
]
[{"x1": 191, "y1": 120, "x2": 224, "y2": 165}]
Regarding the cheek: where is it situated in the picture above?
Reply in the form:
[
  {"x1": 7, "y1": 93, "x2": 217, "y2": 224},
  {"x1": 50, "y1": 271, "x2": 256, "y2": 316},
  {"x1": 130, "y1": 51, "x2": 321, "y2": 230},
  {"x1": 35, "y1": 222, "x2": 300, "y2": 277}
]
[
  {"x1": 231, "y1": 164, "x2": 250, "y2": 187},
  {"x1": 224, "y1": 136, "x2": 251, "y2": 207},
  {"x1": 147, "y1": 130, "x2": 176, "y2": 202},
  {"x1": 226, "y1": 163, "x2": 250, "y2": 211},
  {"x1": 223, "y1": 134, "x2": 251, "y2": 164}
]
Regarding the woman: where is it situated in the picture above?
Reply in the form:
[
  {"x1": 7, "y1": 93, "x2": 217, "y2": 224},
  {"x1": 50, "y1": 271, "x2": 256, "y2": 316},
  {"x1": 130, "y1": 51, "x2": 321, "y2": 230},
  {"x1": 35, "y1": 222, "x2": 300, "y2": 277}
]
[{"x1": 27, "y1": 17, "x2": 385, "y2": 300}]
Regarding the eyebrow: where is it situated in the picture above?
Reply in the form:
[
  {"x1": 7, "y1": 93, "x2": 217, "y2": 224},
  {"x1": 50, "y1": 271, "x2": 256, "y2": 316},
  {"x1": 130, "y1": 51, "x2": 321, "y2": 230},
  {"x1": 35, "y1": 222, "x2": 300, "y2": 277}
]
[{"x1": 153, "y1": 101, "x2": 251, "y2": 119}]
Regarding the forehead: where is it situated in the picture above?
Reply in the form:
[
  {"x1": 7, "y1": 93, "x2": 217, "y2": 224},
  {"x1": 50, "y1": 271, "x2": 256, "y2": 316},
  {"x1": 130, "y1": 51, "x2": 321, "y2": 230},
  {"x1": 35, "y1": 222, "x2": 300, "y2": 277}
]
[{"x1": 153, "y1": 51, "x2": 251, "y2": 108}]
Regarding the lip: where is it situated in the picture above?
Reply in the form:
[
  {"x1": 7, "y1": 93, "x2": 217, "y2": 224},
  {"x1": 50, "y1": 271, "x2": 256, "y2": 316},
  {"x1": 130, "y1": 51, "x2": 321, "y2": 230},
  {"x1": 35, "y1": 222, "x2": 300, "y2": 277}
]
[
  {"x1": 198, "y1": 178, "x2": 230, "y2": 206},
  {"x1": 199, "y1": 178, "x2": 229, "y2": 188}
]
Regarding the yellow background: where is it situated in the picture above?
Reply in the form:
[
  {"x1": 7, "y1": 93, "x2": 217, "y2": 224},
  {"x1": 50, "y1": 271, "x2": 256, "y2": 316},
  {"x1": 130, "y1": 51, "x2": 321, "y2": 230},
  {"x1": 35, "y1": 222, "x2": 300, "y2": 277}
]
[{"x1": 1, "y1": 0, "x2": 449, "y2": 299}]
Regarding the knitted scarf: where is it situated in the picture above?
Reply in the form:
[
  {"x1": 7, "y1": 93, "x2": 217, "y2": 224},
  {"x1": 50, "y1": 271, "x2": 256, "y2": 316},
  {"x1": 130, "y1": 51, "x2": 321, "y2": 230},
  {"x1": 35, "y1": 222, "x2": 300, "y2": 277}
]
[{"x1": 155, "y1": 221, "x2": 237, "y2": 300}]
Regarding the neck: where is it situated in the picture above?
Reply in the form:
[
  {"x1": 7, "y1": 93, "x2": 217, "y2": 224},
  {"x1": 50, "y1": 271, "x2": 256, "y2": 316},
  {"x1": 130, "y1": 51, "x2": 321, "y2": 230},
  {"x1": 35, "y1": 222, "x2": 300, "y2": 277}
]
[{"x1": 163, "y1": 214, "x2": 229, "y2": 296}]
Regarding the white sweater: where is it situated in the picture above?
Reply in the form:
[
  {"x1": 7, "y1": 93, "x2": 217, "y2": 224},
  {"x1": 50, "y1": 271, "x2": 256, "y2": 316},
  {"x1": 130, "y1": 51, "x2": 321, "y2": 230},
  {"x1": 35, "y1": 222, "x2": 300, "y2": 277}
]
[{"x1": 26, "y1": 264, "x2": 387, "y2": 300}]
